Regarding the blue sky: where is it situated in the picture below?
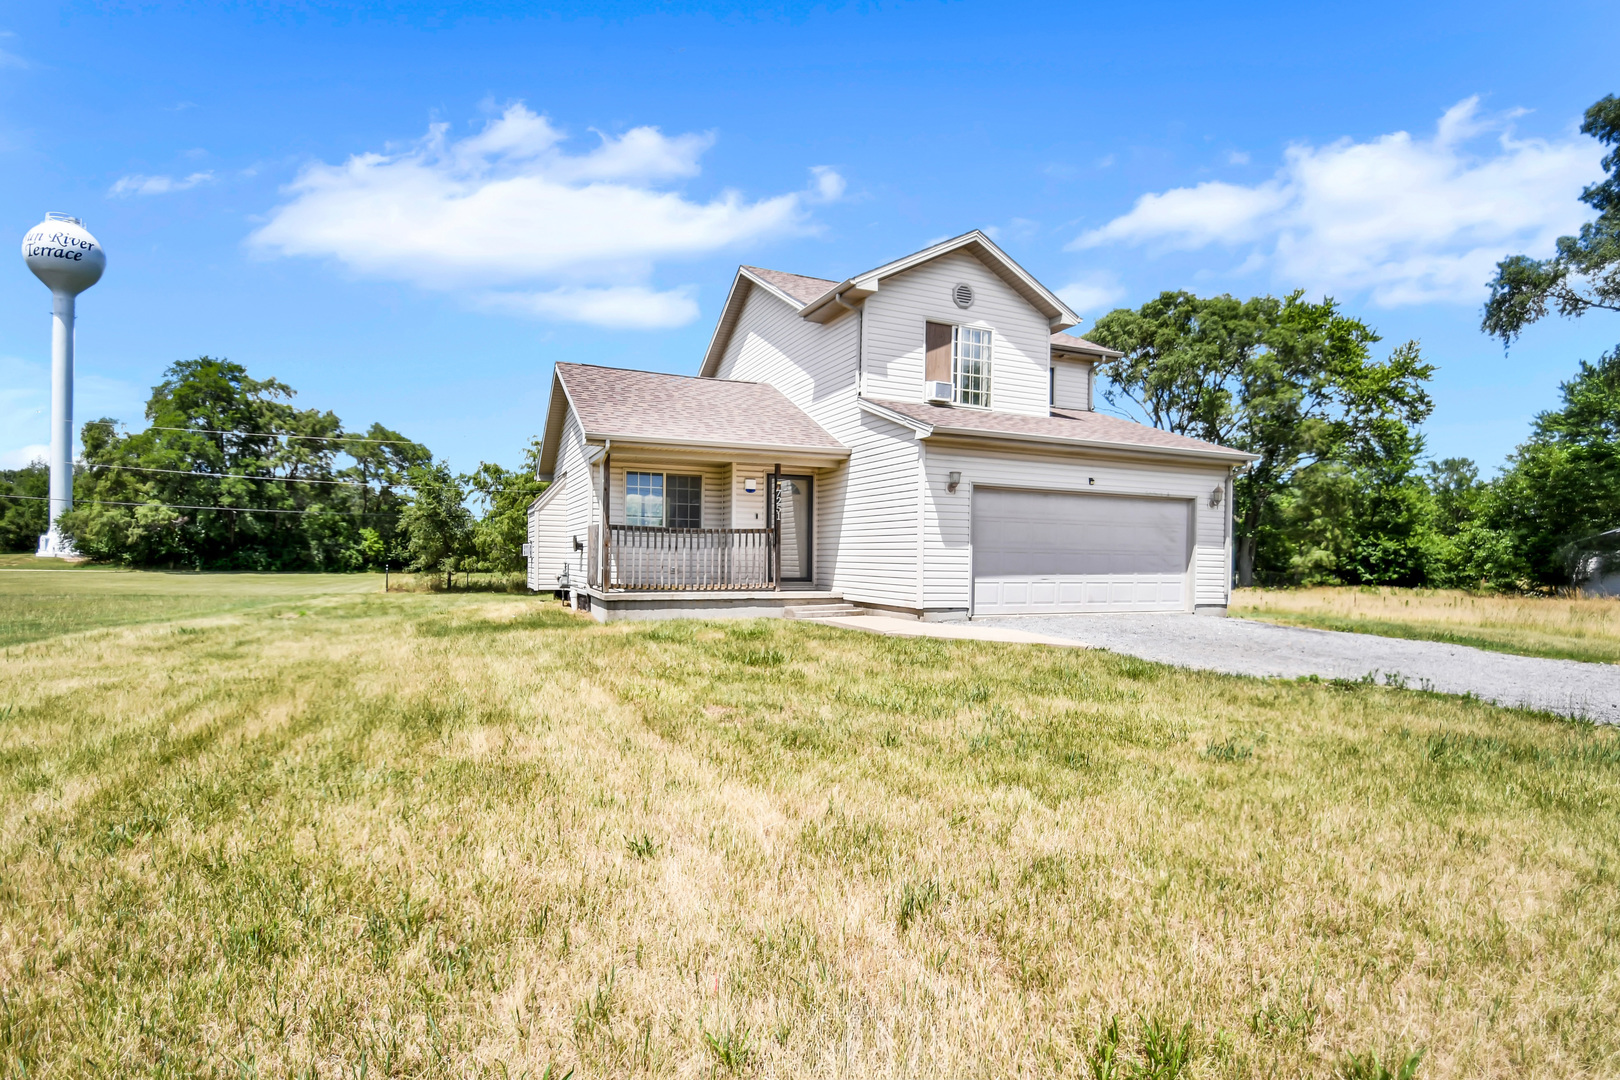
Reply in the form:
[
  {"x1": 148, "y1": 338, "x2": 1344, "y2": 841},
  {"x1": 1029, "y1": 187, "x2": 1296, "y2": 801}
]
[{"x1": 2, "y1": 0, "x2": 1616, "y2": 475}]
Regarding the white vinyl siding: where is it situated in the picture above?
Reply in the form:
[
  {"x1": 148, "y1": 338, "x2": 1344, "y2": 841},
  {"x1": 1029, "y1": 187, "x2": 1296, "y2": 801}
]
[
  {"x1": 1051, "y1": 358, "x2": 1092, "y2": 411},
  {"x1": 557, "y1": 410, "x2": 593, "y2": 589},
  {"x1": 920, "y1": 445, "x2": 1232, "y2": 614},
  {"x1": 527, "y1": 476, "x2": 570, "y2": 590},
  {"x1": 688, "y1": 249, "x2": 1237, "y2": 615},
  {"x1": 860, "y1": 250, "x2": 1051, "y2": 417},
  {"x1": 713, "y1": 283, "x2": 917, "y2": 601}
]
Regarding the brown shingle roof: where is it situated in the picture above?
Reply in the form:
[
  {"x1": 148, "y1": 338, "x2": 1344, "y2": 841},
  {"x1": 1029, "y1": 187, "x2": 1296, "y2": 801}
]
[
  {"x1": 741, "y1": 265, "x2": 839, "y2": 306},
  {"x1": 555, "y1": 363, "x2": 846, "y2": 453},
  {"x1": 1050, "y1": 332, "x2": 1124, "y2": 359},
  {"x1": 868, "y1": 399, "x2": 1253, "y2": 461}
]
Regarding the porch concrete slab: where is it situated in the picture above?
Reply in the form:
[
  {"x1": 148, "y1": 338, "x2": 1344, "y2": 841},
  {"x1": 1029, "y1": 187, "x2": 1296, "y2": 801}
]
[{"x1": 815, "y1": 615, "x2": 1085, "y2": 648}]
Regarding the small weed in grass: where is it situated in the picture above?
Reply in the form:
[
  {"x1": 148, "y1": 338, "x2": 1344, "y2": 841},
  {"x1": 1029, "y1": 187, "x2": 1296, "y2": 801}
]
[
  {"x1": 727, "y1": 645, "x2": 785, "y2": 667},
  {"x1": 1086, "y1": 1016, "x2": 1125, "y2": 1080},
  {"x1": 1086, "y1": 1015, "x2": 1197, "y2": 1080},
  {"x1": 1337, "y1": 1047, "x2": 1424, "y2": 1080},
  {"x1": 574, "y1": 969, "x2": 617, "y2": 1038},
  {"x1": 1203, "y1": 737, "x2": 1253, "y2": 762},
  {"x1": 1138, "y1": 1015, "x2": 1195, "y2": 1079},
  {"x1": 625, "y1": 832, "x2": 659, "y2": 858},
  {"x1": 703, "y1": 1021, "x2": 754, "y2": 1073},
  {"x1": 895, "y1": 879, "x2": 940, "y2": 932}
]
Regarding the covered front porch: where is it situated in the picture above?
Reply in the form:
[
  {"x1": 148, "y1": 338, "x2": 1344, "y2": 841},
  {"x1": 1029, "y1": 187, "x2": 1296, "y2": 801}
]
[{"x1": 568, "y1": 440, "x2": 847, "y2": 619}]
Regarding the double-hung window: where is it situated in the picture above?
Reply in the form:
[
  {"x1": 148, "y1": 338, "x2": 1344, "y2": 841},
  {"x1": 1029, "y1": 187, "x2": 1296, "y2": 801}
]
[
  {"x1": 624, "y1": 472, "x2": 701, "y2": 528},
  {"x1": 952, "y1": 325, "x2": 992, "y2": 407}
]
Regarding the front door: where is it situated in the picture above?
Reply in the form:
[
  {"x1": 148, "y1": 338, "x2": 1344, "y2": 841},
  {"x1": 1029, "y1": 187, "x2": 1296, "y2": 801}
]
[{"x1": 771, "y1": 475, "x2": 813, "y2": 582}]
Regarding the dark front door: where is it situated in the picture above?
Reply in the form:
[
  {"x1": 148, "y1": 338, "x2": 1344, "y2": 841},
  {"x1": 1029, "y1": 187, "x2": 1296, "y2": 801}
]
[{"x1": 770, "y1": 475, "x2": 813, "y2": 582}]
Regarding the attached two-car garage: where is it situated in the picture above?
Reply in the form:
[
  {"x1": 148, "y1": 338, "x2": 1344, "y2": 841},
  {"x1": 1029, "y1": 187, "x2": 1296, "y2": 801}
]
[{"x1": 971, "y1": 488, "x2": 1192, "y2": 615}]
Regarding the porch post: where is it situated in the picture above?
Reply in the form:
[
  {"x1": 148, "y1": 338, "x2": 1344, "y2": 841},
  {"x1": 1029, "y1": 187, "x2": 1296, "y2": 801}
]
[
  {"x1": 601, "y1": 448, "x2": 611, "y2": 589},
  {"x1": 772, "y1": 462, "x2": 782, "y2": 591}
]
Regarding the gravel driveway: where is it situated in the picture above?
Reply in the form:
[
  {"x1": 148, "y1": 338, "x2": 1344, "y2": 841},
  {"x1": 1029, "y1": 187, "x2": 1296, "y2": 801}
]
[{"x1": 983, "y1": 613, "x2": 1620, "y2": 725}]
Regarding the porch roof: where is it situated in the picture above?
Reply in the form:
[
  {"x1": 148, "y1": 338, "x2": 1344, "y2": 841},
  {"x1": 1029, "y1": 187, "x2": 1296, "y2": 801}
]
[
  {"x1": 862, "y1": 398, "x2": 1257, "y2": 464},
  {"x1": 538, "y1": 363, "x2": 848, "y2": 475}
]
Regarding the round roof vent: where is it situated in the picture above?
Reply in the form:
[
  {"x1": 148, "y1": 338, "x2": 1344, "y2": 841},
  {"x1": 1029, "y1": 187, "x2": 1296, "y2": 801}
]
[{"x1": 952, "y1": 282, "x2": 974, "y2": 309}]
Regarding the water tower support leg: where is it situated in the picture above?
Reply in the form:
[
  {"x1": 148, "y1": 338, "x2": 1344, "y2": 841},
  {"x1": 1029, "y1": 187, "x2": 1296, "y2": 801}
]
[{"x1": 39, "y1": 291, "x2": 76, "y2": 558}]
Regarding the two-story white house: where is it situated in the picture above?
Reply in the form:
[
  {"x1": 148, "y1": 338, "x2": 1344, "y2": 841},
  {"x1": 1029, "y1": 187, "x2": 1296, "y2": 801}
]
[{"x1": 527, "y1": 231, "x2": 1254, "y2": 621}]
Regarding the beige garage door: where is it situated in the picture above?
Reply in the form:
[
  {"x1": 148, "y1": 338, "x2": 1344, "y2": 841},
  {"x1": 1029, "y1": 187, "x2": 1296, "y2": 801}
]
[{"x1": 972, "y1": 488, "x2": 1191, "y2": 615}]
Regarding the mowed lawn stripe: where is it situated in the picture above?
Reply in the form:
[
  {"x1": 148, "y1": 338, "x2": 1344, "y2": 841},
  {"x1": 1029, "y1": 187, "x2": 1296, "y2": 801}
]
[{"x1": 0, "y1": 585, "x2": 1616, "y2": 1077}]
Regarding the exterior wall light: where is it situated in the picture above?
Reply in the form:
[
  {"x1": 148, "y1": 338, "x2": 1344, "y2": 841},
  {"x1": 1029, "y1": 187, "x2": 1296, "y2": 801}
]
[
  {"x1": 1088, "y1": 477, "x2": 1096, "y2": 486},
  {"x1": 1209, "y1": 485, "x2": 1224, "y2": 508},
  {"x1": 947, "y1": 470, "x2": 962, "y2": 493}
]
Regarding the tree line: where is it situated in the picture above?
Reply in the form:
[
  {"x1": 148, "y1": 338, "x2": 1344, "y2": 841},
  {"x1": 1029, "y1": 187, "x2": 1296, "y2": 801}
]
[
  {"x1": 1085, "y1": 93, "x2": 1620, "y2": 592},
  {"x1": 0, "y1": 356, "x2": 543, "y2": 585}
]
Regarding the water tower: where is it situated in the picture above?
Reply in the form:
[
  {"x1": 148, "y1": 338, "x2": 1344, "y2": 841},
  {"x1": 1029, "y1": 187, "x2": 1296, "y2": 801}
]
[{"x1": 22, "y1": 213, "x2": 105, "y2": 557}]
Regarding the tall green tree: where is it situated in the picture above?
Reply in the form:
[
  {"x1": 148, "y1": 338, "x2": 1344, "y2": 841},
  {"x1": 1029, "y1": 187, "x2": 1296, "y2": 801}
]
[
  {"x1": 1481, "y1": 349, "x2": 1620, "y2": 585},
  {"x1": 1089, "y1": 292, "x2": 1434, "y2": 585},
  {"x1": 1482, "y1": 95, "x2": 1620, "y2": 343},
  {"x1": 58, "y1": 357, "x2": 429, "y2": 569},
  {"x1": 462, "y1": 438, "x2": 547, "y2": 574},
  {"x1": 0, "y1": 462, "x2": 49, "y2": 552},
  {"x1": 1476, "y1": 93, "x2": 1620, "y2": 588},
  {"x1": 399, "y1": 461, "x2": 474, "y2": 588}
]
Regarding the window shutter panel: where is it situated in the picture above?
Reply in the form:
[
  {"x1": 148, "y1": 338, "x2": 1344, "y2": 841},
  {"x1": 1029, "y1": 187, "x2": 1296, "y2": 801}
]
[{"x1": 925, "y1": 322, "x2": 952, "y2": 383}]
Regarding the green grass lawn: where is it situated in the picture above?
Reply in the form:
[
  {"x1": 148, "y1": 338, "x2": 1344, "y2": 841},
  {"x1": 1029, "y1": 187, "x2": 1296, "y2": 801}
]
[
  {"x1": 1, "y1": 571, "x2": 1617, "y2": 1078},
  {"x1": 0, "y1": 553, "x2": 380, "y2": 647},
  {"x1": 1233, "y1": 586, "x2": 1620, "y2": 665}
]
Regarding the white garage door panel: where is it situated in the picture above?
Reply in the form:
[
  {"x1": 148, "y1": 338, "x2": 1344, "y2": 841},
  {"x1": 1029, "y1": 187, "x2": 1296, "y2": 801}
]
[{"x1": 973, "y1": 489, "x2": 1190, "y2": 615}]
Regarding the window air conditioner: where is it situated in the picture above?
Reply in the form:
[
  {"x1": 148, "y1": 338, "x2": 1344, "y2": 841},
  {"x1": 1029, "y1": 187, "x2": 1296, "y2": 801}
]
[{"x1": 925, "y1": 380, "x2": 953, "y2": 403}]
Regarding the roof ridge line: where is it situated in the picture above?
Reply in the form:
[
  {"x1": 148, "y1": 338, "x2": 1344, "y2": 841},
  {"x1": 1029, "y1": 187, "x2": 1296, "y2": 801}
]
[{"x1": 556, "y1": 361, "x2": 767, "y2": 386}]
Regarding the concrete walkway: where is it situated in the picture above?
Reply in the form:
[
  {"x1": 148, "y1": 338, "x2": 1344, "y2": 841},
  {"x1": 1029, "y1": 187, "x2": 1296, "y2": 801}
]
[{"x1": 985, "y1": 613, "x2": 1620, "y2": 724}]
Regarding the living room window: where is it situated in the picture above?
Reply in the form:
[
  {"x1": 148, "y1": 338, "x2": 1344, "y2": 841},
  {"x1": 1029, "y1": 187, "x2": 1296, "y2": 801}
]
[
  {"x1": 625, "y1": 472, "x2": 701, "y2": 527},
  {"x1": 953, "y1": 325, "x2": 992, "y2": 407}
]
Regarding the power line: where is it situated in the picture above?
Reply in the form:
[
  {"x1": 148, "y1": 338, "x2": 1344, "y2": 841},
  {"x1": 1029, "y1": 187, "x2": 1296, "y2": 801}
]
[
  {"x1": 82, "y1": 462, "x2": 371, "y2": 487},
  {"x1": 80, "y1": 419, "x2": 427, "y2": 447},
  {"x1": 0, "y1": 493, "x2": 400, "y2": 517}
]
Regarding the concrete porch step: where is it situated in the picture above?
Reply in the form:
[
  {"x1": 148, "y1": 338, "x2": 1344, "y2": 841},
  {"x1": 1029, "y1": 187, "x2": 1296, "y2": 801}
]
[{"x1": 783, "y1": 603, "x2": 865, "y2": 620}]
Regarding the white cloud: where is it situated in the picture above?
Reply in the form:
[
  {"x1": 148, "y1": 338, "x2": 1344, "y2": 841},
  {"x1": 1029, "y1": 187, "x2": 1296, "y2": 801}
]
[
  {"x1": 0, "y1": 443, "x2": 47, "y2": 469},
  {"x1": 1070, "y1": 98, "x2": 1602, "y2": 306},
  {"x1": 1226, "y1": 150, "x2": 1251, "y2": 166},
  {"x1": 985, "y1": 218, "x2": 1039, "y2": 243},
  {"x1": 1058, "y1": 272, "x2": 1128, "y2": 316},
  {"x1": 479, "y1": 285, "x2": 700, "y2": 330},
  {"x1": 249, "y1": 104, "x2": 821, "y2": 328},
  {"x1": 809, "y1": 165, "x2": 846, "y2": 203},
  {"x1": 109, "y1": 171, "x2": 215, "y2": 197}
]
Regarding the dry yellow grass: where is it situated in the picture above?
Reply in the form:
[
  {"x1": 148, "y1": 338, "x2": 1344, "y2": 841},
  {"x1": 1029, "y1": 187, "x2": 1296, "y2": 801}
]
[
  {"x1": 0, "y1": 577, "x2": 1617, "y2": 1077},
  {"x1": 1233, "y1": 586, "x2": 1620, "y2": 665}
]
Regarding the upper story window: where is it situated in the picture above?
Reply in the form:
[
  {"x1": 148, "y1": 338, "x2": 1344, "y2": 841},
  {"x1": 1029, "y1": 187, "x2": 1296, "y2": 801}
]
[
  {"x1": 625, "y1": 472, "x2": 702, "y2": 528},
  {"x1": 952, "y1": 325, "x2": 992, "y2": 407}
]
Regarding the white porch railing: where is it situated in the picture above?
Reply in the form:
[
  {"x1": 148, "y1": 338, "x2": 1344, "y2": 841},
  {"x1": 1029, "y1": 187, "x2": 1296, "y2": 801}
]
[{"x1": 607, "y1": 524, "x2": 776, "y2": 590}]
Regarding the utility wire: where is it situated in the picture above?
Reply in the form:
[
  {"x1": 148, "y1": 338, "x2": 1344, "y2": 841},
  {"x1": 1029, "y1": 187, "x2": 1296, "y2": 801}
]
[
  {"x1": 82, "y1": 462, "x2": 372, "y2": 487},
  {"x1": 80, "y1": 419, "x2": 427, "y2": 447},
  {"x1": 0, "y1": 493, "x2": 399, "y2": 516}
]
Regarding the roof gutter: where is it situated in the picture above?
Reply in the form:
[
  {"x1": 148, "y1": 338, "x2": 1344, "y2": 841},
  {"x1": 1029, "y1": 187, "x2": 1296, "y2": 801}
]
[
  {"x1": 582, "y1": 432, "x2": 850, "y2": 459},
  {"x1": 923, "y1": 423, "x2": 1259, "y2": 464}
]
